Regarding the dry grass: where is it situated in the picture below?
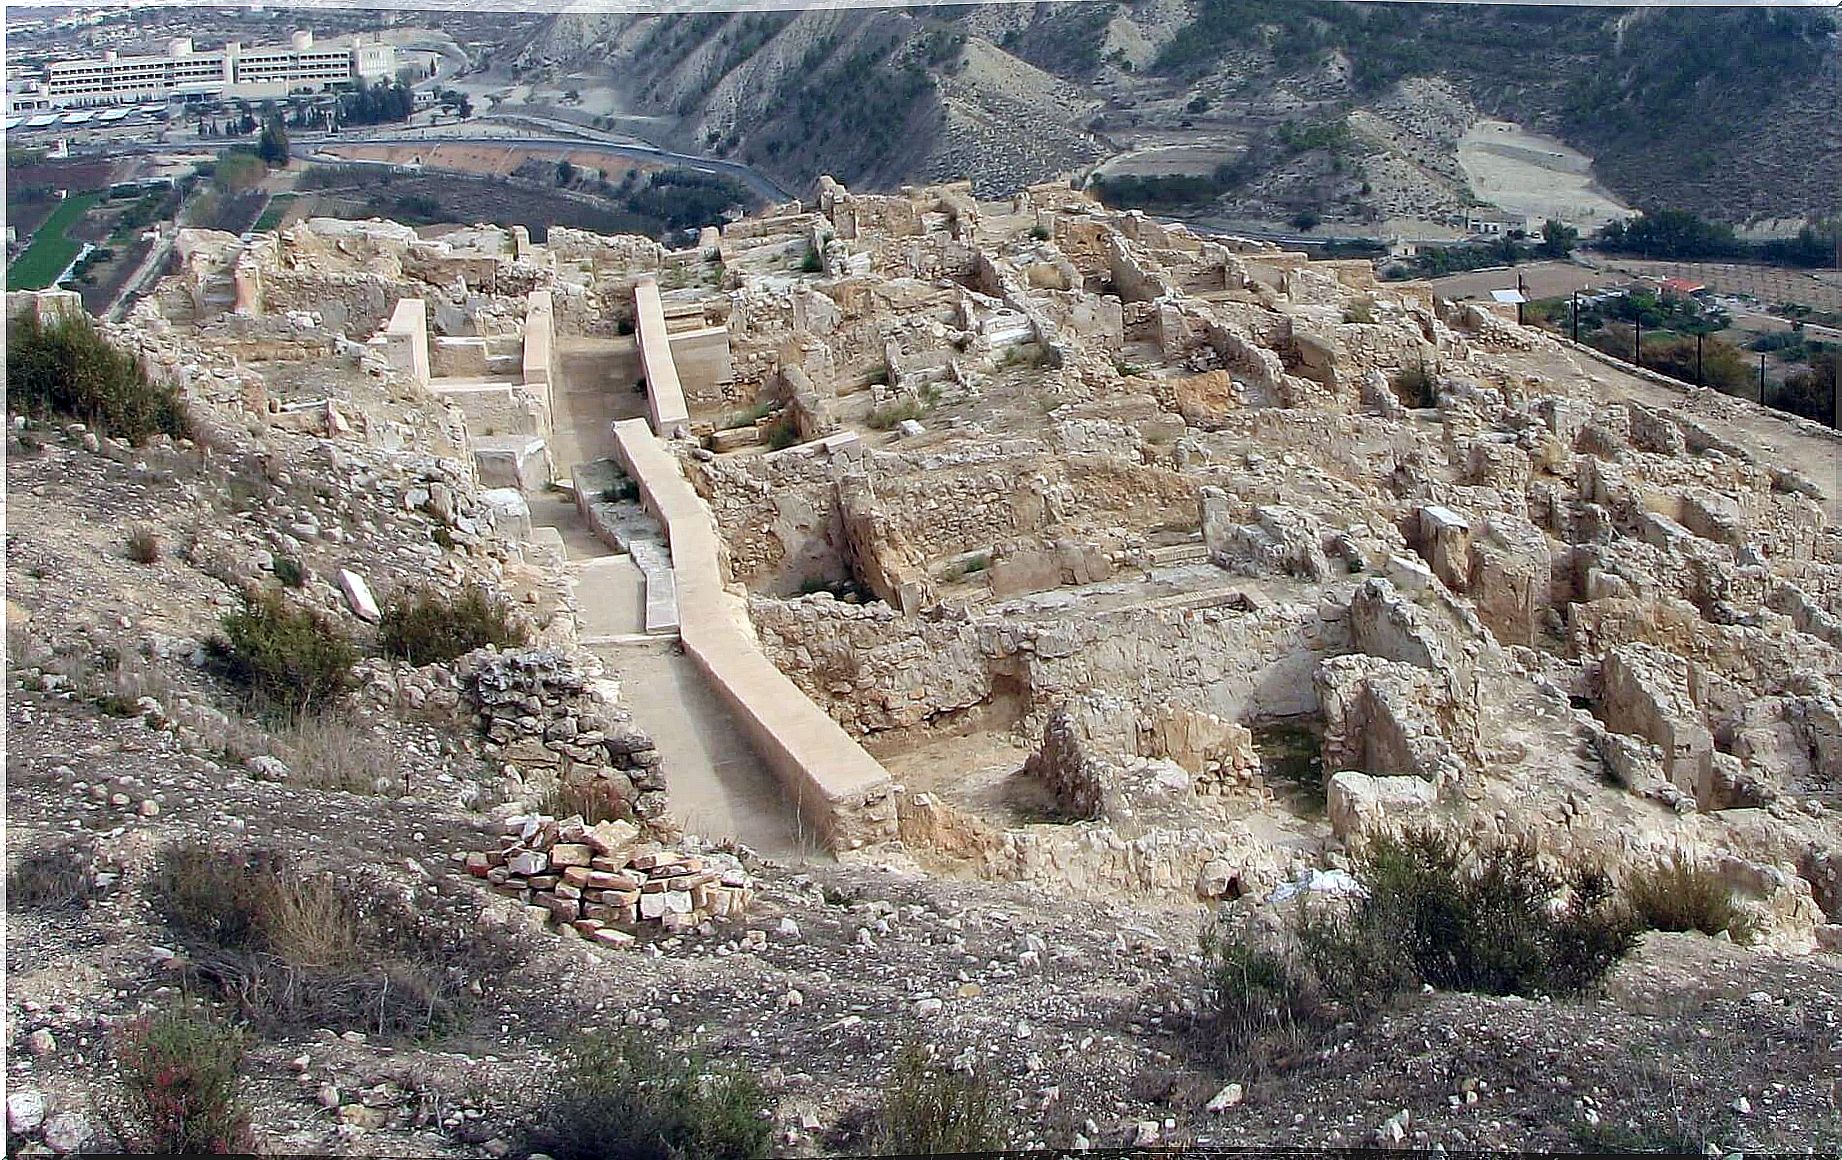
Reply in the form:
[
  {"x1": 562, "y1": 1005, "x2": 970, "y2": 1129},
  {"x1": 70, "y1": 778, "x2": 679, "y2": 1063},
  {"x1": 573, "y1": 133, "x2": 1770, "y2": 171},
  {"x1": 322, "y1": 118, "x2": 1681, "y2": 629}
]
[
  {"x1": 1624, "y1": 850, "x2": 1759, "y2": 944},
  {"x1": 874, "y1": 1042, "x2": 1006, "y2": 1155},
  {"x1": 6, "y1": 836, "x2": 99, "y2": 912},
  {"x1": 541, "y1": 776, "x2": 635, "y2": 825},
  {"x1": 274, "y1": 712, "x2": 405, "y2": 796},
  {"x1": 150, "y1": 841, "x2": 527, "y2": 1040}
]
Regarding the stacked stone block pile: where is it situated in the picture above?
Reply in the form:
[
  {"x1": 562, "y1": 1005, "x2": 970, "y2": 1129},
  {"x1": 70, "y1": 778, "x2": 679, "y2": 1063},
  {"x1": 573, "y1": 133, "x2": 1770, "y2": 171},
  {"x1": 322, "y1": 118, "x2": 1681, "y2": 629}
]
[{"x1": 461, "y1": 816, "x2": 755, "y2": 945}]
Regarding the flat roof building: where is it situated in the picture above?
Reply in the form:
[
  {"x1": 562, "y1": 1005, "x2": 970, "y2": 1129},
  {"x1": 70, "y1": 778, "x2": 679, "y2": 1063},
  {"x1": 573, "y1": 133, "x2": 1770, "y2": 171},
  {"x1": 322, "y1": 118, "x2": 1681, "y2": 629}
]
[{"x1": 28, "y1": 30, "x2": 397, "y2": 108}]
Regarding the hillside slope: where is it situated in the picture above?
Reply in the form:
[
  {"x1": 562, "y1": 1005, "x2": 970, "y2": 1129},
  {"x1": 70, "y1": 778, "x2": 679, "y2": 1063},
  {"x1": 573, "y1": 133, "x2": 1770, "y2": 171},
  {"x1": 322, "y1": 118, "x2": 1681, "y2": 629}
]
[{"x1": 512, "y1": 2, "x2": 1837, "y2": 225}]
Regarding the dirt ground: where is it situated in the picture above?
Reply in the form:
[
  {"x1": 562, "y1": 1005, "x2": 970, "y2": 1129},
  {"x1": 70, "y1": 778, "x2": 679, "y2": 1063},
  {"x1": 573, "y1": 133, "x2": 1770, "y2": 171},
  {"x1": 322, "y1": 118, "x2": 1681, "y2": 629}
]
[
  {"x1": 1424, "y1": 260, "x2": 1628, "y2": 304},
  {"x1": 1456, "y1": 120, "x2": 1631, "y2": 236},
  {"x1": 317, "y1": 143, "x2": 657, "y2": 186}
]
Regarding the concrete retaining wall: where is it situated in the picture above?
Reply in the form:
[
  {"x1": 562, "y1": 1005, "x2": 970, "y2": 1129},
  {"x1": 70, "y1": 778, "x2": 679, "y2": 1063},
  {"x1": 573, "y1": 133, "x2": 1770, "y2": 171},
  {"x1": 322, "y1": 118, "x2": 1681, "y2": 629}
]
[
  {"x1": 523, "y1": 289, "x2": 558, "y2": 435},
  {"x1": 610, "y1": 418, "x2": 897, "y2": 848},
  {"x1": 634, "y1": 279, "x2": 691, "y2": 436}
]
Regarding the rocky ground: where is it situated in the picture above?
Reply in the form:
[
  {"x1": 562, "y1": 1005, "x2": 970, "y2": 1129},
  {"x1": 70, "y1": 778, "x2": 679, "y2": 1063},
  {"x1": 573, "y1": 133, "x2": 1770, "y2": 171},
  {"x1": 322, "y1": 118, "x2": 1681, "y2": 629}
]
[{"x1": 8, "y1": 689, "x2": 1842, "y2": 1157}]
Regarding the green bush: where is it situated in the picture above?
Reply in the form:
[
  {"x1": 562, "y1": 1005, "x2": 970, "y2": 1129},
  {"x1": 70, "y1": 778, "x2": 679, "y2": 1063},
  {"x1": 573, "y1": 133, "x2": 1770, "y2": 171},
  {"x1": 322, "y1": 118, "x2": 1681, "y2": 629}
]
[
  {"x1": 1624, "y1": 851, "x2": 1758, "y2": 944},
  {"x1": 378, "y1": 585, "x2": 528, "y2": 666},
  {"x1": 151, "y1": 841, "x2": 523, "y2": 1039},
  {"x1": 5, "y1": 311, "x2": 188, "y2": 443},
  {"x1": 1340, "y1": 828, "x2": 1638, "y2": 999},
  {"x1": 114, "y1": 1001, "x2": 256, "y2": 1155},
  {"x1": 1203, "y1": 828, "x2": 1639, "y2": 1068},
  {"x1": 207, "y1": 591, "x2": 356, "y2": 712},
  {"x1": 799, "y1": 246, "x2": 824, "y2": 274},
  {"x1": 874, "y1": 1042, "x2": 1005, "y2": 1155},
  {"x1": 525, "y1": 1030, "x2": 771, "y2": 1160}
]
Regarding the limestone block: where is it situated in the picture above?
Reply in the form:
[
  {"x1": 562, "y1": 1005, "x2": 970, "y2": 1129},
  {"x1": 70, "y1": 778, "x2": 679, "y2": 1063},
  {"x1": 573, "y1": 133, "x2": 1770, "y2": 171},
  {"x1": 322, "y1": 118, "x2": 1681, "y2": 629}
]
[
  {"x1": 473, "y1": 436, "x2": 551, "y2": 491},
  {"x1": 480, "y1": 487, "x2": 532, "y2": 541},
  {"x1": 1599, "y1": 642, "x2": 1714, "y2": 800},
  {"x1": 987, "y1": 549, "x2": 1063, "y2": 599},
  {"x1": 1174, "y1": 370, "x2": 1238, "y2": 429},
  {"x1": 1326, "y1": 770, "x2": 1437, "y2": 839},
  {"x1": 1418, "y1": 505, "x2": 1472, "y2": 591},
  {"x1": 337, "y1": 569, "x2": 380, "y2": 623}
]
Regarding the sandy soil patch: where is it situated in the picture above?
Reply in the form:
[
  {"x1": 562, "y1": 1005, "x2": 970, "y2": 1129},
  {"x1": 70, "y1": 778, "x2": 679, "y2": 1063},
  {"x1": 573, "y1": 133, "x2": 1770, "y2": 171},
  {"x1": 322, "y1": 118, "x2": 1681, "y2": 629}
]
[
  {"x1": 1458, "y1": 120, "x2": 1631, "y2": 232},
  {"x1": 1094, "y1": 142, "x2": 1241, "y2": 179}
]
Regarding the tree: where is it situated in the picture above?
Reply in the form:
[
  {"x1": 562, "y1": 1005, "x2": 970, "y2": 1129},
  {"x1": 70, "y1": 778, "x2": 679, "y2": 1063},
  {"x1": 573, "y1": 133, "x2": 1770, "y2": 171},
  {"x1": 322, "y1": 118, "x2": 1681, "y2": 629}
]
[
  {"x1": 555, "y1": 160, "x2": 576, "y2": 187},
  {"x1": 257, "y1": 115, "x2": 289, "y2": 168},
  {"x1": 1290, "y1": 209, "x2": 1321, "y2": 232},
  {"x1": 1538, "y1": 219, "x2": 1579, "y2": 258},
  {"x1": 1777, "y1": 353, "x2": 1838, "y2": 427}
]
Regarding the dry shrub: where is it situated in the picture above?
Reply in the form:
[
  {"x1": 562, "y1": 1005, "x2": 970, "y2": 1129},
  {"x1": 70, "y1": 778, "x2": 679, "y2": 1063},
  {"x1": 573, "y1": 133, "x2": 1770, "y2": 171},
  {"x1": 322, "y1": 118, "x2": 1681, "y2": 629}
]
[
  {"x1": 151, "y1": 841, "x2": 524, "y2": 1040},
  {"x1": 874, "y1": 1042, "x2": 1006, "y2": 1156},
  {"x1": 127, "y1": 526, "x2": 161, "y2": 564},
  {"x1": 1342, "y1": 827, "x2": 1638, "y2": 998},
  {"x1": 5, "y1": 311, "x2": 188, "y2": 443},
  {"x1": 379, "y1": 585, "x2": 528, "y2": 667},
  {"x1": 207, "y1": 590, "x2": 356, "y2": 713},
  {"x1": 1624, "y1": 850, "x2": 1759, "y2": 944},
  {"x1": 524, "y1": 1030, "x2": 770, "y2": 1160},
  {"x1": 1203, "y1": 828, "x2": 1641, "y2": 1071}
]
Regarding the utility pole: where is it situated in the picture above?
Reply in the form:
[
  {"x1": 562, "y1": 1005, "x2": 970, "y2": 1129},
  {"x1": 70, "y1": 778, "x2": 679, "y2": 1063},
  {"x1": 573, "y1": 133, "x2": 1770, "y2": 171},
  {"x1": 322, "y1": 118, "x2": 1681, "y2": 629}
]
[
  {"x1": 1759, "y1": 352, "x2": 1767, "y2": 405},
  {"x1": 1695, "y1": 331, "x2": 1703, "y2": 387},
  {"x1": 1634, "y1": 317, "x2": 1642, "y2": 368},
  {"x1": 1516, "y1": 272, "x2": 1526, "y2": 327},
  {"x1": 1571, "y1": 289, "x2": 1580, "y2": 344}
]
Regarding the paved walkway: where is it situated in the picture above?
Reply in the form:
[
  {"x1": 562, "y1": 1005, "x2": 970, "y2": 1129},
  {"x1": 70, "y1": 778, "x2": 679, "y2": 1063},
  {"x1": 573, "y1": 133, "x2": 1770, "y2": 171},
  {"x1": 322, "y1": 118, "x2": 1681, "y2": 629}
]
[
  {"x1": 538, "y1": 338, "x2": 812, "y2": 859},
  {"x1": 594, "y1": 639, "x2": 814, "y2": 857}
]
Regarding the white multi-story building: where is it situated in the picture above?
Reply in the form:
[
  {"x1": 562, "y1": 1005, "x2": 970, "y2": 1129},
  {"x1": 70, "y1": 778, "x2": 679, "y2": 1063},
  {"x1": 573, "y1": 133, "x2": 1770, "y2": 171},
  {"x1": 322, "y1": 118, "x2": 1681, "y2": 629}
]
[{"x1": 24, "y1": 30, "x2": 398, "y2": 109}]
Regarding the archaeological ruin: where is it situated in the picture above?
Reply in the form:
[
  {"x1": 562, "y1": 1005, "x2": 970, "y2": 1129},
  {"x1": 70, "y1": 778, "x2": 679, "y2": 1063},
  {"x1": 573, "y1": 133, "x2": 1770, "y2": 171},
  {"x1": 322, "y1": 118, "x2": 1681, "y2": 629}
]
[{"x1": 11, "y1": 174, "x2": 1840, "y2": 956}]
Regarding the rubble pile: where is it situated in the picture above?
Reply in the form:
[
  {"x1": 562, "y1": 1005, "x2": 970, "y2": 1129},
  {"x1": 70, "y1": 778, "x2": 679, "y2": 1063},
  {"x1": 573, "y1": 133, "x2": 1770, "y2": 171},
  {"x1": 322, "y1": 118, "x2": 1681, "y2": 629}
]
[{"x1": 461, "y1": 816, "x2": 756, "y2": 942}]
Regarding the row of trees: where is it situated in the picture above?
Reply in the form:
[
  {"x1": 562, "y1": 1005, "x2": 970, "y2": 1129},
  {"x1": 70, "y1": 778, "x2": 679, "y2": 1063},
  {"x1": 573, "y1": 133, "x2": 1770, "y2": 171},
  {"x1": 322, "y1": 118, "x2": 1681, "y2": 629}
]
[{"x1": 1597, "y1": 210, "x2": 1839, "y2": 268}]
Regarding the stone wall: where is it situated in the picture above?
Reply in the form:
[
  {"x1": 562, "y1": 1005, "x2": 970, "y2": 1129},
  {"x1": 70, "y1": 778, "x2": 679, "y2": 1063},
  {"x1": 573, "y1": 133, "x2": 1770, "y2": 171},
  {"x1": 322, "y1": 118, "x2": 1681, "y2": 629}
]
[
  {"x1": 463, "y1": 648, "x2": 673, "y2": 830},
  {"x1": 750, "y1": 590, "x2": 1340, "y2": 739},
  {"x1": 462, "y1": 818, "x2": 755, "y2": 944}
]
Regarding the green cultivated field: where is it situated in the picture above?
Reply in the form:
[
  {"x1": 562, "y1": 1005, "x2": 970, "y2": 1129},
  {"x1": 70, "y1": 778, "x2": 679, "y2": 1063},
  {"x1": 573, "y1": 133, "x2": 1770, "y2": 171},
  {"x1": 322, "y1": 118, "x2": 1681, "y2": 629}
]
[
  {"x1": 6, "y1": 191, "x2": 104, "y2": 291},
  {"x1": 253, "y1": 193, "x2": 296, "y2": 234}
]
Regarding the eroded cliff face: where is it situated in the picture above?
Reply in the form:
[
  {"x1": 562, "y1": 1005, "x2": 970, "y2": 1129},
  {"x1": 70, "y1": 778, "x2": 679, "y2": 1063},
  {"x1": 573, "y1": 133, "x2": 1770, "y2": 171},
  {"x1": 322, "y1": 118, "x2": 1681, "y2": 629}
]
[{"x1": 508, "y1": 4, "x2": 1837, "y2": 222}]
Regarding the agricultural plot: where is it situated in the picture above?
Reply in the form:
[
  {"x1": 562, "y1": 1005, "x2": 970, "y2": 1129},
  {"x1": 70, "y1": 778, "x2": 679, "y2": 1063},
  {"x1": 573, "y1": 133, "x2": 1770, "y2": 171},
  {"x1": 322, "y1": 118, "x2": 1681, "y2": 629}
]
[{"x1": 6, "y1": 192, "x2": 104, "y2": 291}]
